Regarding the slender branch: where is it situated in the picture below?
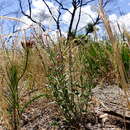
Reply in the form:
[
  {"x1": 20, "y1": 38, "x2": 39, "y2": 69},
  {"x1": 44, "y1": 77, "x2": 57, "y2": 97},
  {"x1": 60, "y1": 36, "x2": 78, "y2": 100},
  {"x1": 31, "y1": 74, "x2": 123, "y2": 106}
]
[
  {"x1": 18, "y1": 0, "x2": 46, "y2": 31},
  {"x1": 54, "y1": 0, "x2": 72, "y2": 14},
  {"x1": 67, "y1": 0, "x2": 95, "y2": 40},
  {"x1": 27, "y1": 0, "x2": 32, "y2": 17},
  {"x1": 57, "y1": 7, "x2": 62, "y2": 36},
  {"x1": 74, "y1": 1, "x2": 82, "y2": 35},
  {"x1": 42, "y1": 0, "x2": 57, "y2": 23},
  {"x1": 67, "y1": 7, "x2": 77, "y2": 40},
  {"x1": 78, "y1": 0, "x2": 95, "y2": 7},
  {"x1": 42, "y1": 0, "x2": 62, "y2": 36}
]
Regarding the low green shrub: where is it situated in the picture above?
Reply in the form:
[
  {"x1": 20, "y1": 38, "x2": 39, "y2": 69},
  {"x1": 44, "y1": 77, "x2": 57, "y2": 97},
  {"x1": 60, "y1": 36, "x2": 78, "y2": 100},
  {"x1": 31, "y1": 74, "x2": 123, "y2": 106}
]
[{"x1": 46, "y1": 41, "x2": 94, "y2": 124}]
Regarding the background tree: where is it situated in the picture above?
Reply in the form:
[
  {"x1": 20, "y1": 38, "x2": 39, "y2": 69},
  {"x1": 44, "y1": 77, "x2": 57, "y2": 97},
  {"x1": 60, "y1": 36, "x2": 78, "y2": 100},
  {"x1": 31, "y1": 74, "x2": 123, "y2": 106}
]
[{"x1": 17, "y1": 0, "x2": 113, "y2": 41}]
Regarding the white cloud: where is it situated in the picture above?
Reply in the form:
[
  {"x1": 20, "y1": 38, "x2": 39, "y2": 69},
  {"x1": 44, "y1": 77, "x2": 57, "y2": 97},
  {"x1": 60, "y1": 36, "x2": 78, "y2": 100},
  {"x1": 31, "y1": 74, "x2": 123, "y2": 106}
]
[
  {"x1": 118, "y1": 13, "x2": 130, "y2": 30},
  {"x1": 20, "y1": 0, "x2": 58, "y2": 30},
  {"x1": 19, "y1": 0, "x2": 130, "y2": 38},
  {"x1": 20, "y1": 1, "x2": 98, "y2": 31},
  {"x1": 109, "y1": 14, "x2": 118, "y2": 22},
  {"x1": 19, "y1": 1, "x2": 99, "y2": 38},
  {"x1": 109, "y1": 13, "x2": 130, "y2": 32}
]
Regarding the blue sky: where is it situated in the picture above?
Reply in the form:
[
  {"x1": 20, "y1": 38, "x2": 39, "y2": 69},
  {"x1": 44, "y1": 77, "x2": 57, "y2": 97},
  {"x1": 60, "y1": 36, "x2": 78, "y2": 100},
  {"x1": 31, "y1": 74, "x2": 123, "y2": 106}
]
[
  {"x1": 0, "y1": 0, "x2": 130, "y2": 36},
  {"x1": 0, "y1": 0, "x2": 130, "y2": 18},
  {"x1": 118, "y1": 0, "x2": 130, "y2": 13}
]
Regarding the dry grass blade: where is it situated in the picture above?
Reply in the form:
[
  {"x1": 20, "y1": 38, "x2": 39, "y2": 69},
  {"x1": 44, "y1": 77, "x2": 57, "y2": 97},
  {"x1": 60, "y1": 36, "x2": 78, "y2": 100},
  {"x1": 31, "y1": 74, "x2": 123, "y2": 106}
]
[
  {"x1": 0, "y1": 16, "x2": 29, "y2": 25},
  {"x1": 98, "y1": 0, "x2": 130, "y2": 109}
]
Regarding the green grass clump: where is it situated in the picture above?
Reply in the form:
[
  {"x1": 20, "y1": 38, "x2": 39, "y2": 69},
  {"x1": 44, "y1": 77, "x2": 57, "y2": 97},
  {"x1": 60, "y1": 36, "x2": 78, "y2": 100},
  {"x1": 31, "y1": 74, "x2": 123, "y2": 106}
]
[
  {"x1": 47, "y1": 46, "x2": 93, "y2": 123},
  {"x1": 121, "y1": 44, "x2": 130, "y2": 74}
]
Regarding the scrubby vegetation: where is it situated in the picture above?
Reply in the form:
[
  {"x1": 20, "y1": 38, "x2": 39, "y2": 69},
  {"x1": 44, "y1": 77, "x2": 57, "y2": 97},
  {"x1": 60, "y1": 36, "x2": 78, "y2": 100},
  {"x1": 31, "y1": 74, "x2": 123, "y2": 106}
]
[
  {"x1": 0, "y1": 30, "x2": 129, "y2": 129},
  {"x1": 0, "y1": 1, "x2": 130, "y2": 130}
]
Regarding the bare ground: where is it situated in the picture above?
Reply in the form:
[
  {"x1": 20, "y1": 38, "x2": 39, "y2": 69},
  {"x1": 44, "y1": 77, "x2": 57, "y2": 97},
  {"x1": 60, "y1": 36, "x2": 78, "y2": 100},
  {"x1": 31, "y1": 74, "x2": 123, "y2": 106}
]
[
  {"x1": 1, "y1": 85, "x2": 130, "y2": 130},
  {"x1": 20, "y1": 85, "x2": 130, "y2": 130}
]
